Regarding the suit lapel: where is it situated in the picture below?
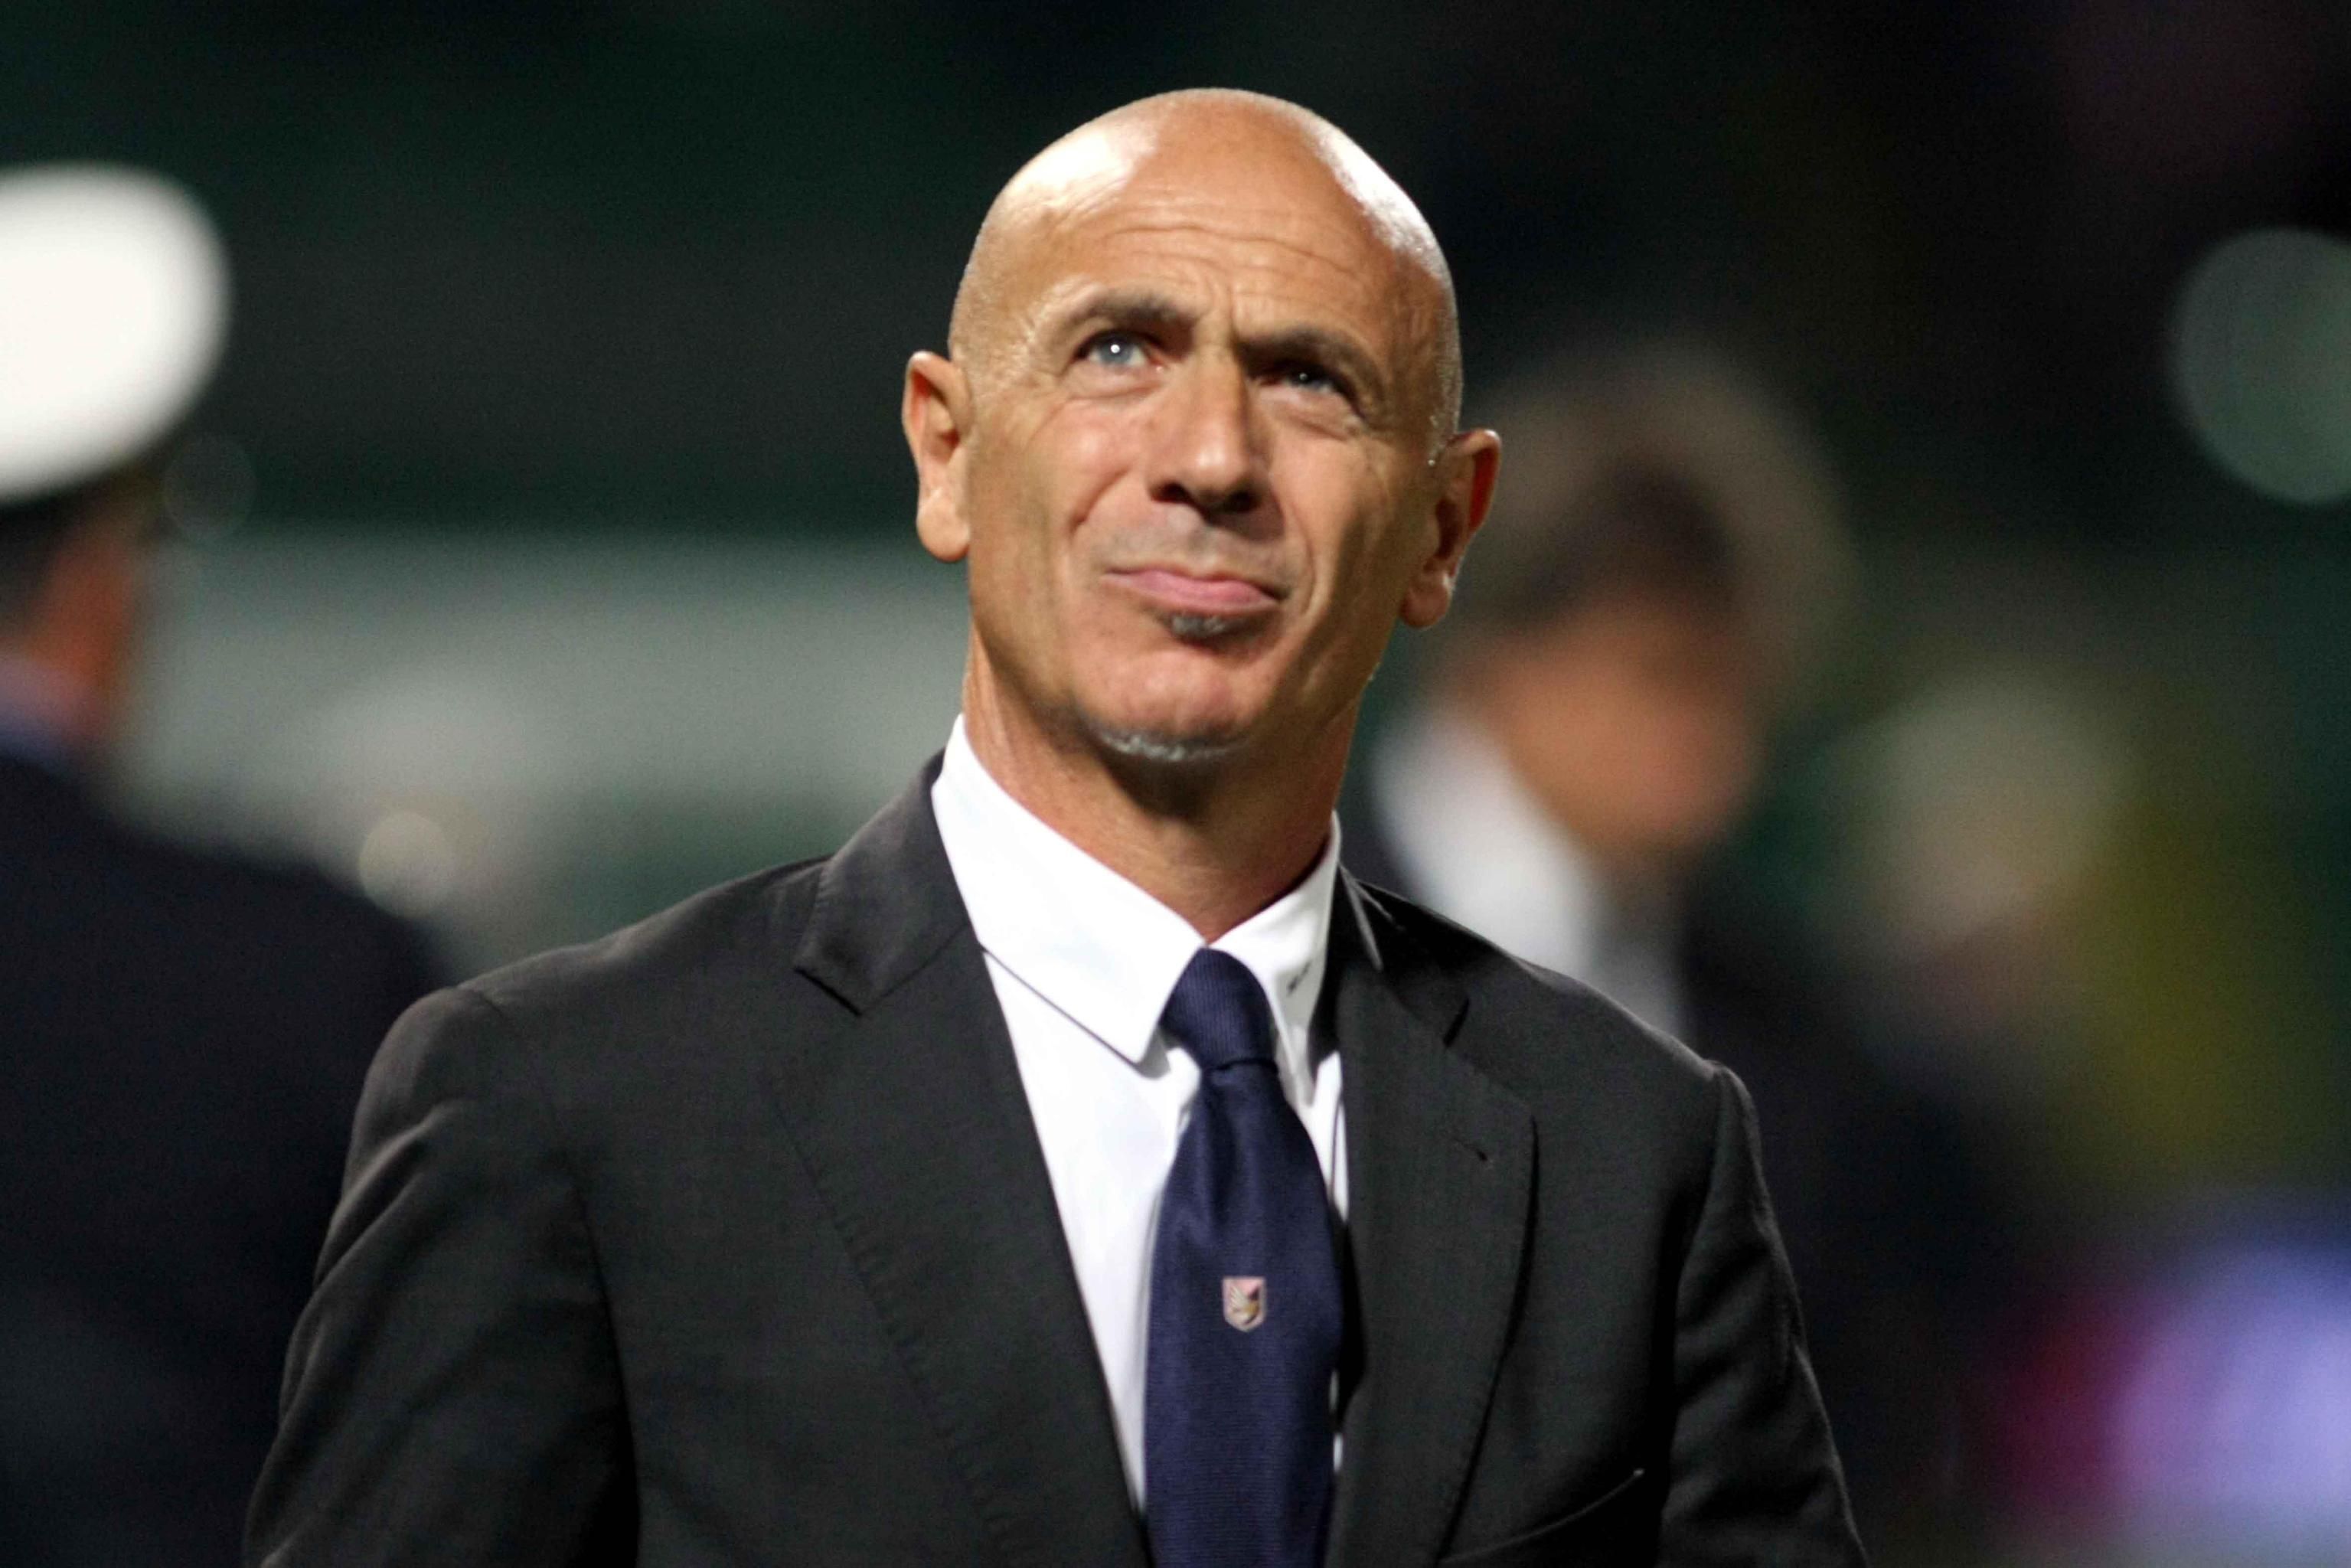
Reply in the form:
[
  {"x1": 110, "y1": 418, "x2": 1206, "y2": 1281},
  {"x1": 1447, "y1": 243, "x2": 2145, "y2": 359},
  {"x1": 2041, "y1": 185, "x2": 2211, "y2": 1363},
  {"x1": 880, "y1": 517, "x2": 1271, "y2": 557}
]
[
  {"x1": 769, "y1": 766, "x2": 1149, "y2": 1568},
  {"x1": 1324, "y1": 875, "x2": 1536, "y2": 1568}
]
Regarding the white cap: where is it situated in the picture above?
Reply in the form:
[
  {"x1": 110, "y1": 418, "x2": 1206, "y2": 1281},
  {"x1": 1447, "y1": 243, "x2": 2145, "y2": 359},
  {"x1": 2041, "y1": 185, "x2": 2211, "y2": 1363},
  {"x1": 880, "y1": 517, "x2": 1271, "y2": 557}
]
[{"x1": 0, "y1": 164, "x2": 228, "y2": 507}]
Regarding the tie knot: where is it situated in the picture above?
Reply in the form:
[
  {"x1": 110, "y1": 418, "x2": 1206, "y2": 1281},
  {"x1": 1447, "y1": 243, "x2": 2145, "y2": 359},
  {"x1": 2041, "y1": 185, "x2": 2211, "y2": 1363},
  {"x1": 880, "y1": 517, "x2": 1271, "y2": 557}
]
[{"x1": 1160, "y1": 948, "x2": 1276, "y2": 1072}]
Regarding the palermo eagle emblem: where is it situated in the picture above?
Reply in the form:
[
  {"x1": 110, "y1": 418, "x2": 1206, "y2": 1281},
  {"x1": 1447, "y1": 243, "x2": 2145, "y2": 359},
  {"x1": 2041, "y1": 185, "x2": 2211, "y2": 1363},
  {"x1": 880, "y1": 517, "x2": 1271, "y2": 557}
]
[{"x1": 1222, "y1": 1276, "x2": 1266, "y2": 1331}]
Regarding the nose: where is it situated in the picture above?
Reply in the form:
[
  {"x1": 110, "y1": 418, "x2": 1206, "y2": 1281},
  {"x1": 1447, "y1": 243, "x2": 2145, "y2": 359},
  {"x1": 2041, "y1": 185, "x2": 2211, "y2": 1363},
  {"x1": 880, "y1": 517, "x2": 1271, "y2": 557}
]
[{"x1": 1145, "y1": 354, "x2": 1265, "y2": 520}]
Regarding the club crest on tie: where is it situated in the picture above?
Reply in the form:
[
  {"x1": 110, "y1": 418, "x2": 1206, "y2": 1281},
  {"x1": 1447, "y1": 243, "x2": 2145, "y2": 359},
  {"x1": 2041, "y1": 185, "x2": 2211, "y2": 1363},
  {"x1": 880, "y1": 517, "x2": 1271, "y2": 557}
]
[{"x1": 1222, "y1": 1276, "x2": 1266, "y2": 1331}]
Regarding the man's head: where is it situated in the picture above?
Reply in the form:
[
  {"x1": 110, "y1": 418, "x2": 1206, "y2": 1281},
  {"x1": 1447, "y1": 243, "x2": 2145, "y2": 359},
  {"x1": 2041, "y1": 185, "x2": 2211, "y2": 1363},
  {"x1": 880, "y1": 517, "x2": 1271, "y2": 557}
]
[
  {"x1": 0, "y1": 164, "x2": 225, "y2": 759},
  {"x1": 1442, "y1": 345, "x2": 1848, "y2": 889},
  {"x1": 904, "y1": 90, "x2": 1497, "y2": 799}
]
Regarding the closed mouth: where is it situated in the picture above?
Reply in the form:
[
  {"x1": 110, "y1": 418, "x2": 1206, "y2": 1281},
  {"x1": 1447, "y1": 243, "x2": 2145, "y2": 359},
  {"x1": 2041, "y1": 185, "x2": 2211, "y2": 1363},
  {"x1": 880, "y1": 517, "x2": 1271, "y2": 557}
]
[{"x1": 1104, "y1": 566, "x2": 1284, "y2": 619}]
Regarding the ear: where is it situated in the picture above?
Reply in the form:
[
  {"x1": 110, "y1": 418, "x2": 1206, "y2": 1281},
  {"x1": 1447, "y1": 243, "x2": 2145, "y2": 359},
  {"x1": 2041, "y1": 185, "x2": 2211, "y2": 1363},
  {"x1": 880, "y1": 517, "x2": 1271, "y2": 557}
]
[
  {"x1": 1399, "y1": 427, "x2": 1500, "y2": 629},
  {"x1": 903, "y1": 350, "x2": 975, "y2": 564}
]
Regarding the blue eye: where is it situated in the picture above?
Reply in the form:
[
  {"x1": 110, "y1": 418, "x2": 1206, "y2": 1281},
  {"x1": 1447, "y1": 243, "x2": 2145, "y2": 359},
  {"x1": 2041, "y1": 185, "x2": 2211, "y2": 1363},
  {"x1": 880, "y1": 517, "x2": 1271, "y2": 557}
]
[{"x1": 1084, "y1": 332, "x2": 1148, "y2": 368}]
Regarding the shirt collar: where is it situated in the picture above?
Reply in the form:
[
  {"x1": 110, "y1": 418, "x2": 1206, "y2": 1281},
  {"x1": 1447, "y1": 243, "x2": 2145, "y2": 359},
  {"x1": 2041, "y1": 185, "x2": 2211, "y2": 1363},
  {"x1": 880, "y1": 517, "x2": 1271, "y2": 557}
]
[
  {"x1": 1370, "y1": 699, "x2": 1611, "y2": 976},
  {"x1": 929, "y1": 718, "x2": 1340, "y2": 1080}
]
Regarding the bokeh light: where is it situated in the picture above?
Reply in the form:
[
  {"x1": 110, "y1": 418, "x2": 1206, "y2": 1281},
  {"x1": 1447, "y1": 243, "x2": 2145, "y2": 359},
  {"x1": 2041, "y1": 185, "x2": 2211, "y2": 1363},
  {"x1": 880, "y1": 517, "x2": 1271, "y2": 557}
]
[{"x1": 2172, "y1": 227, "x2": 2351, "y2": 506}]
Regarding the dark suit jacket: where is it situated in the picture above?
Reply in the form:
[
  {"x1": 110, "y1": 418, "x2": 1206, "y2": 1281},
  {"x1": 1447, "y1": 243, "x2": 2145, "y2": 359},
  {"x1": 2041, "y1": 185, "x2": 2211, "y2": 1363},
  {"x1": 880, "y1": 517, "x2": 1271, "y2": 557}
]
[
  {"x1": 250, "y1": 763, "x2": 1862, "y2": 1566},
  {"x1": 0, "y1": 753, "x2": 440, "y2": 1567},
  {"x1": 1344, "y1": 782, "x2": 2021, "y2": 1553}
]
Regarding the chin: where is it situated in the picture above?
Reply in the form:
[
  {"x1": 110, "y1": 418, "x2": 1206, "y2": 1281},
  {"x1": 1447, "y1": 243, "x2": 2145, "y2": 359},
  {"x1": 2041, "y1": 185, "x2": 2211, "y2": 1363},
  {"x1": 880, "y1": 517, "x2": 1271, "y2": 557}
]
[
  {"x1": 1086, "y1": 720, "x2": 1248, "y2": 767},
  {"x1": 1070, "y1": 654, "x2": 1269, "y2": 766},
  {"x1": 1076, "y1": 691, "x2": 1259, "y2": 769}
]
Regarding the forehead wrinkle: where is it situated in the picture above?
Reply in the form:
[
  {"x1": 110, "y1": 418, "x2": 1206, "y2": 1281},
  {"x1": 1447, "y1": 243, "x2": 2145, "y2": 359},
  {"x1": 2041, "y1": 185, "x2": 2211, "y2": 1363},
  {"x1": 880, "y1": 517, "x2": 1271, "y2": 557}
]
[
  {"x1": 1050, "y1": 286, "x2": 1193, "y2": 336},
  {"x1": 951, "y1": 91, "x2": 1461, "y2": 434},
  {"x1": 1007, "y1": 201, "x2": 1388, "y2": 333},
  {"x1": 1086, "y1": 184, "x2": 1398, "y2": 254},
  {"x1": 1017, "y1": 204, "x2": 1402, "y2": 338}
]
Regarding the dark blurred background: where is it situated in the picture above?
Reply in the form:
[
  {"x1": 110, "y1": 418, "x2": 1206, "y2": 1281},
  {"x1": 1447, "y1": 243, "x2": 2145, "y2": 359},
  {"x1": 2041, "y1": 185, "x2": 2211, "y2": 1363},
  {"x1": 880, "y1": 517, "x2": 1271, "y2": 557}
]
[{"x1": 8, "y1": 3, "x2": 2351, "y2": 1563}]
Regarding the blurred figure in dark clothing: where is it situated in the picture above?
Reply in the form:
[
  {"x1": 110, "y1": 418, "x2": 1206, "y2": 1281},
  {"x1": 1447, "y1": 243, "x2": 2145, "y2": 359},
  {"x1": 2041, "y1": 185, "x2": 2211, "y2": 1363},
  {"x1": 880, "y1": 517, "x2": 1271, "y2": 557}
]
[
  {"x1": 1344, "y1": 341, "x2": 2021, "y2": 1554},
  {"x1": 0, "y1": 165, "x2": 439, "y2": 1566}
]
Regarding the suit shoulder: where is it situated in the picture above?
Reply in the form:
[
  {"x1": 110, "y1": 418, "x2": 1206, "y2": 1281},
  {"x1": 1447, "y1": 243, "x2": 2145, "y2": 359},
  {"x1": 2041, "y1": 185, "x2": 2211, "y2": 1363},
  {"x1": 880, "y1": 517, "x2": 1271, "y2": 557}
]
[
  {"x1": 1, "y1": 773, "x2": 439, "y2": 1034},
  {"x1": 141, "y1": 825, "x2": 446, "y2": 1006},
  {"x1": 459, "y1": 854, "x2": 829, "y2": 1031},
  {"x1": 178, "y1": 836, "x2": 431, "y2": 961},
  {"x1": 1351, "y1": 879, "x2": 1722, "y2": 1115},
  {"x1": 16, "y1": 775, "x2": 417, "y2": 943}
]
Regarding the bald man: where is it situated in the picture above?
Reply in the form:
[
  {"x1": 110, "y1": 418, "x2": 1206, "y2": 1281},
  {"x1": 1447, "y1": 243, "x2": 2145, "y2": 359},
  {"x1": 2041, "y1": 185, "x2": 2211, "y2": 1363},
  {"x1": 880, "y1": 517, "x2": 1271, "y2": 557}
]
[{"x1": 250, "y1": 92, "x2": 1863, "y2": 1568}]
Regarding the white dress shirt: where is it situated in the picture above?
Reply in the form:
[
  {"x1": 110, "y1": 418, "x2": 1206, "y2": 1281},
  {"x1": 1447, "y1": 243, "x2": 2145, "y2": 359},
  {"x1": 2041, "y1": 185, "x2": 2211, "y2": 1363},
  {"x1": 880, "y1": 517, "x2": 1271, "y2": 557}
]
[
  {"x1": 929, "y1": 720, "x2": 1346, "y2": 1507},
  {"x1": 1370, "y1": 701, "x2": 1688, "y2": 1041}
]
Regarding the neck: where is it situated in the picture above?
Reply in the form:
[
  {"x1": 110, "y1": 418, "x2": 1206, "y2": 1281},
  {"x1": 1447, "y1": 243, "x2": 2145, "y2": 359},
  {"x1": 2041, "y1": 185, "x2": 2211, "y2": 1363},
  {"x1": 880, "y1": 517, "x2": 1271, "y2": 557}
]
[{"x1": 962, "y1": 672, "x2": 1350, "y2": 942}]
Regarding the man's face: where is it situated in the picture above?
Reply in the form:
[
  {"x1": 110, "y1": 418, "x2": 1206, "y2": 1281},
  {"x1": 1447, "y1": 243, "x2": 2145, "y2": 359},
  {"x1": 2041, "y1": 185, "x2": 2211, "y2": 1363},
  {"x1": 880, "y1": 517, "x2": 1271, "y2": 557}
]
[
  {"x1": 910, "y1": 141, "x2": 1485, "y2": 773},
  {"x1": 1478, "y1": 593, "x2": 1765, "y2": 884}
]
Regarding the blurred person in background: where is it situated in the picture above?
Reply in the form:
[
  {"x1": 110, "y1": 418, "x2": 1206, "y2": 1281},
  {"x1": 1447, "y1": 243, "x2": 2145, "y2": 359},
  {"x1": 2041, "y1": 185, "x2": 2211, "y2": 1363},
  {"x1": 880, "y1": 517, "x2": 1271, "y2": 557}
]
[
  {"x1": 0, "y1": 165, "x2": 440, "y2": 1566},
  {"x1": 1346, "y1": 342, "x2": 2024, "y2": 1555}
]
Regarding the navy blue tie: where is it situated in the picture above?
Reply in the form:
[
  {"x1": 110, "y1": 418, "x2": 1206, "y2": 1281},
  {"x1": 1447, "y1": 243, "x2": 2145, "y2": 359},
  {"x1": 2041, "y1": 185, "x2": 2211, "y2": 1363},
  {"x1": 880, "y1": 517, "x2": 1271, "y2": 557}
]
[{"x1": 1145, "y1": 949, "x2": 1342, "y2": 1568}]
